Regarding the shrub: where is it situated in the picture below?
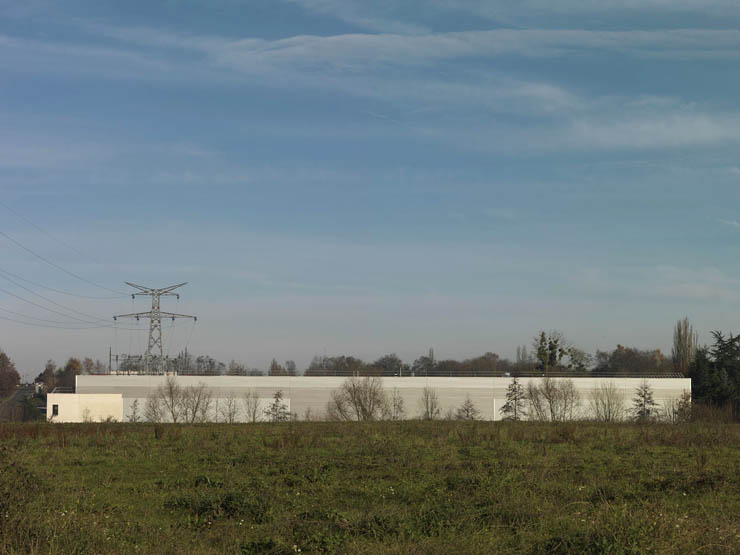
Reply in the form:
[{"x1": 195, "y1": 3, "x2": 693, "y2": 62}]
[
  {"x1": 527, "y1": 377, "x2": 580, "y2": 421},
  {"x1": 326, "y1": 377, "x2": 387, "y2": 421}
]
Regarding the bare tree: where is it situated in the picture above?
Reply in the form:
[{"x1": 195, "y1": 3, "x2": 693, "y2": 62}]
[
  {"x1": 227, "y1": 360, "x2": 246, "y2": 375},
  {"x1": 419, "y1": 386, "x2": 441, "y2": 420},
  {"x1": 672, "y1": 317, "x2": 698, "y2": 376},
  {"x1": 526, "y1": 381, "x2": 546, "y2": 421},
  {"x1": 662, "y1": 390, "x2": 692, "y2": 423},
  {"x1": 144, "y1": 393, "x2": 163, "y2": 423},
  {"x1": 128, "y1": 399, "x2": 141, "y2": 423},
  {"x1": 387, "y1": 388, "x2": 405, "y2": 420},
  {"x1": 588, "y1": 381, "x2": 625, "y2": 422},
  {"x1": 220, "y1": 392, "x2": 240, "y2": 423},
  {"x1": 197, "y1": 392, "x2": 213, "y2": 423},
  {"x1": 181, "y1": 382, "x2": 212, "y2": 424},
  {"x1": 527, "y1": 377, "x2": 580, "y2": 421},
  {"x1": 326, "y1": 377, "x2": 388, "y2": 421},
  {"x1": 454, "y1": 395, "x2": 480, "y2": 420},
  {"x1": 243, "y1": 389, "x2": 261, "y2": 423},
  {"x1": 159, "y1": 376, "x2": 183, "y2": 423},
  {"x1": 326, "y1": 390, "x2": 352, "y2": 421}
]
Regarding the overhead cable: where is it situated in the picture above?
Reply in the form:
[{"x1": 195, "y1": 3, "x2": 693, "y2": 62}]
[
  {"x1": 0, "y1": 313, "x2": 158, "y2": 331},
  {"x1": 0, "y1": 271, "x2": 110, "y2": 322},
  {"x1": 0, "y1": 284, "x2": 109, "y2": 326},
  {"x1": 0, "y1": 229, "x2": 126, "y2": 295},
  {"x1": 0, "y1": 266, "x2": 125, "y2": 299},
  {"x1": 0, "y1": 314, "x2": 106, "y2": 330},
  {"x1": 0, "y1": 199, "x2": 107, "y2": 266}
]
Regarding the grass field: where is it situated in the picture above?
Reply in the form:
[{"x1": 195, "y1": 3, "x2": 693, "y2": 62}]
[{"x1": 1, "y1": 421, "x2": 739, "y2": 554}]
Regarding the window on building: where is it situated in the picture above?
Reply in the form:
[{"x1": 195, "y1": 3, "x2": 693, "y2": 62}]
[{"x1": 52, "y1": 404, "x2": 58, "y2": 416}]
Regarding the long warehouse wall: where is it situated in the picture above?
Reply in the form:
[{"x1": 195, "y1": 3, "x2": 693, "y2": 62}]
[{"x1": 73, "y1": 375, "x2": 692, "y2": 423}]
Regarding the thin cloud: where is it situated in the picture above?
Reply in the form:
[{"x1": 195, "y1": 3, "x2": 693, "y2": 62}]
[
  {"x1": 567, "y1": 114, "x2": 740, "y2": 149},
  {"x1": 70, "y1": 24, "x2": 740, "y2": 69},
  {"x1": 719, "y1": 219, "x2": 740, "y2": 229},
  {"x1": 285, "y1": 0, "x2": 429, "y2": 34}
]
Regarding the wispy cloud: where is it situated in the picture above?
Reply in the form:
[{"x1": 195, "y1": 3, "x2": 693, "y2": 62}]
[
  {"x1": 44, "y1": 24, "x2": 740, "y2": 78},
  {"x1": 651, "y1": 265, "x2": 740, "y2": 303},
  {"x1": 285, "y1": 0, "x2": 429, "y2": 34},
  {"x1": 567, "y1": 114, "x2": 740, "y2": 149},
  {"x1": 3, "y1": 19, "x2": 740, "y2": 177},
  {"x1": 207, "y1": 29, "x2": 740, "y2": 70},
  {"x1": 719, "y1": 218, "x2": 740, "y2": 229},
  {"x1": 576, "y1": 264, "x2": 740, "y2": 304},
  {"x1": 432, "y1": 0, "x2": 740, "y2": 19}
]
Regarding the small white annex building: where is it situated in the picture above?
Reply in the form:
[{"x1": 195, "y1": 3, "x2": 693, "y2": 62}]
[
  {"x1": 46, "y1": 375, "x2": 692, "y2": 423},
  {"x1": 47, "y1": 392, "x2": 123, "y2": 423}
]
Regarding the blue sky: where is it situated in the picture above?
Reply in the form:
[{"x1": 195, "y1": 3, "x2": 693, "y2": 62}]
[{"x1": 3, "y1": 1, "x2": 740, "y2": 378}]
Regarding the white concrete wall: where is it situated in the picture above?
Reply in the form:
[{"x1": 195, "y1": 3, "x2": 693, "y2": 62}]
[
  {"x1": 76, "y1": 375, "x2": 691, "y2": 422},
  {"x1": 47, "y1": 393, "x2": 123, "y2": 423}
]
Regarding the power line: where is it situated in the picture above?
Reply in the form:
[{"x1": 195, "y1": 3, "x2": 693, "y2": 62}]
[
  {"x1": 0, "y1": 271, "x2": 110, "y2": 323},
  {"x1": 0, "y1": 314, "x2": 107, "y2": 330},
  {"x1": 0, "y1": 229, "x2": 126, "y2": 295},
  {"x1": 0, "y1": 305, "x2": 99, "y2": 326},
  {"x1": 0, "y1": 266, "x2": 126, "y2": 300},
  {"x1": 0, "y1": 199, "x2": 105, "y2": 266},
  {"x1": 0, "y1": 306, "x2": 100, "y2": 328},
  {"x1": 0, "y1": 284, "x2": 111, "y2": 326},
  {"x1": 184, "y1": 319, "x2": 197, "y2": 353},
  {"x1": 0, "y1": 303, "x2": 185, "y2": 332},
  {"x1": 0, "y1": 312, "x2": 160, "y2": 331}
]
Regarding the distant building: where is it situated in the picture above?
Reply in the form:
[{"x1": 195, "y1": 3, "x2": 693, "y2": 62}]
[{"x1": 46, "y1": 374, "x2": 692, "y2": 423}]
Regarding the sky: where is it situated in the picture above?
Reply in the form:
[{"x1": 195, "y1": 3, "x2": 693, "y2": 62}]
[{"x1": 3, "y1": 1, "x2": 740, "y2": 379}]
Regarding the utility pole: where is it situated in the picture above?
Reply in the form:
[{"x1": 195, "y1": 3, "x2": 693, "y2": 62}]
[{"x1": 113, "y1": 282, "x2": 197, "y2": 374}]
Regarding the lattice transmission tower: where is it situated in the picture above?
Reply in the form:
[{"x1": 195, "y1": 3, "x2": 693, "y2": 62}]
[{"x1": 113, "y1": 282, "x2": 197, "y2": 374}]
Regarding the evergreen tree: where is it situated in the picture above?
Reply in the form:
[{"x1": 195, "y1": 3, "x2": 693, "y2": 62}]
[
  {"x1": 264, "y1": 390, "x2": 290, "y2": 422},
  {"x1": 632, "y1": 380, "x2": 658, "y2": 422},
  {"x1": 454, "y1": 395, "x2": 480, "y2": 420},
  {"x1": 127, "y1": 399, "x2": 141, "y2": 423},
  {"x1": 500, "y1": 377, "x2": 526, "y2": 421},
  {"x1": 689, "y1": 332, "x2": 740, "y2": 412}
]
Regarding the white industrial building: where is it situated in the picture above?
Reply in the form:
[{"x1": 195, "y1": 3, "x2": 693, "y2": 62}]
[{"x1": 46, "y1": 375, "x2": 692, "y2": 423}]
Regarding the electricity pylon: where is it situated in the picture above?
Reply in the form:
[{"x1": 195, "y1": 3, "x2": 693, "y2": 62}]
[{"x1": 113, "y1": 282, "x2": 197, "y2": 374}]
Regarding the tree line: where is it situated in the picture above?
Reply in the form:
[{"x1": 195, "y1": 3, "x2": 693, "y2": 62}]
[
  {"x1": 20, "y1": 316, "x2": 740, "y2": 418},
  {"x1": 28, "y1": 318, "x2": 700, "y2": 387},
  {"x1": 498, "y1": 376, "x2": 690, "y2": 423},
  {"x1": 34, "y1": 357, "x2": 106, "y2": 391},
  {"x1": 0, "y1": 349, "x2": 21, "y2": 398}
]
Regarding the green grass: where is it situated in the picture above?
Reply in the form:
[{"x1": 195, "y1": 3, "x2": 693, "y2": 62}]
[{"x1": 1, "y1": 422, "x2": 739, "y2": 554}]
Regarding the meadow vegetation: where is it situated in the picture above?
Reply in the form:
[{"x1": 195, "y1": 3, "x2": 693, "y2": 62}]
[{"x1": 1, "y1": 421, "x2": 739, "y2": 554}]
